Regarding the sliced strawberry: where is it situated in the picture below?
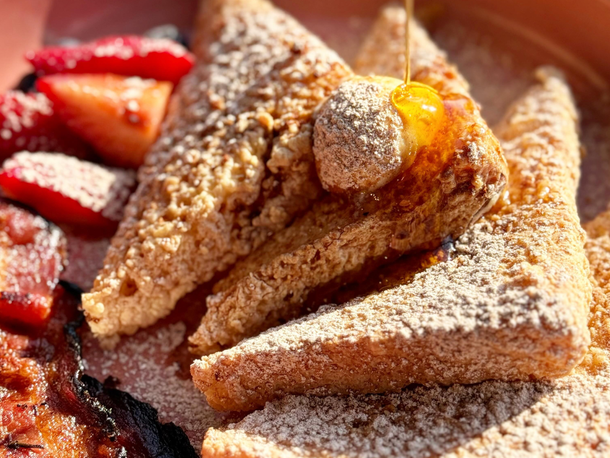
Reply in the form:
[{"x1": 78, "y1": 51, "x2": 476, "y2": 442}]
[
  {"x1": 37, "y1": 74, "x2": 172, "y2": 168},
  {"x1": 0, "y1": 201, "x2": 66, "y2": 328},
  {"x1": 26, "y1": 35, "x2": 194, "y2": 85},
  {"x1": 0, "y1": 152, "x2": 137, "y2": 228},
  {"x1": 0, "y1": 91, "x2": 91, "y2": 160}
]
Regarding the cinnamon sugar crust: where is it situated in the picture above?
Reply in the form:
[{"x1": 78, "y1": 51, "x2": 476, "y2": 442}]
[
  {"x1": 82, "y1": 0, "x2": 351, "y2": 345},
  {"x1": 188, "y1": 19, "x2": 508, "y2": 356},
  {"x1": 191, "y1": 66, "x2": 591, "y2": 411},
  {"x1": 198, "y1": 204, "x2": 610, "y2": 458}
]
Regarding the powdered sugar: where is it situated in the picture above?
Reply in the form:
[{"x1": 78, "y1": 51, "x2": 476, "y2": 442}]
[
  {"x1": 3, "y1": 152, "x2": 136, "y2": 221},
  {"x1": 83, "y1": 321, "x2": 224, "y2": 449}
]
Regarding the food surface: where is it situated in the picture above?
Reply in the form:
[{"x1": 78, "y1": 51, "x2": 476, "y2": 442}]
[
  {"x1": 200, "y1": 255, "x2": 608, "y2": 458},
  {"x1": 0, "y1": 200, "x2": 66, "y2": 327},
  {"x1": 1, "y1": 291, "x2": 125, "y2": 457},
  {"x1": 196, "y1": 204, "x2": 610, "y2": 458},
  {"x1": 37, "y1": 74, "x2": 173, "y2": 169},
  {"x1": 0, "y1": 91, "x2": 91, "y2": 160},
  {"x1": 191, "y1": 65, "x2": 590, "y2": 411},
  {"x1": 2, "y1": 0, "x2": 610, "y2": 456},
  {"x1": 312, "y1": 77, "x2": 445, "y2": 194},
  {"x1": 197, "y1": 73, "x2": 609, "y2": 456},
  {"x1": 0, "y1": 201, "x2": 198, "y2": 457},
  {"x1": 0, "y1": 152, "x2": 136, "y2": 228},
  {"x1": 0, "y1": 292, "x2": 199, "y2": 457},
  {"x1": 26, "y1": 35, "x2": 194, "y2": 86},
  {"x1": 188, "y1": 17, "x2": 507, "y2": 356},
  {"x1": 82, "y1": 0, "x2": 352, "y2": 347},
  {"x1": 313, "y1": 76, "x2": 410, "y2": 193}
]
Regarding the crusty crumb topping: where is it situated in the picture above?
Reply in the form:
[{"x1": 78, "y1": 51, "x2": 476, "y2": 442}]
[
  {"x1": 82, "y1": 0, "x2": 351, "y2": 343},
  {"x1": 197, "y1": 69, "x2": 604, "y2": 458}
]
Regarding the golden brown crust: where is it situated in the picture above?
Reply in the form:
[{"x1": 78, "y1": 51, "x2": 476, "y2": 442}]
[
  {"x1": 191, "y1": 66, "x2": 590, "y2": 411},
  {"x1": 82, "y1": 0, "x2": 351, "y2": 345},
  {"x1": 581, "y1": 211, "x2": 610, "y2": 372},
  {"x1": 188, "y1": 19, "x2": 508, "y2": 356},
  {"x1": 196, "y1": 76, "x2": 607, "y2": 458},
  {"x1": 200, "y1": 361, "x2": 610, "y2": 458}
]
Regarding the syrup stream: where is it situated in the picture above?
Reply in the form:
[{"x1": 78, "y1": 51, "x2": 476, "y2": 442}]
[{"x1": 404, "y1": 0, "x2": 413, "y2": 85}]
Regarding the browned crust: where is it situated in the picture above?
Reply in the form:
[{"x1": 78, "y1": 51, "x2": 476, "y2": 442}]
[
  {"x1": 191, "y1": 64, "x2": 590, "y2": 411},
  {"x1": 188, "y1": 18, "x2": 508, "y2": 356},
  {"x1": 199, "y1": 203, "x2": 609, "y2": 458},
  {"x1": 581, "y1": 211, "x2": 610, "y2": 371},
  {"x1": 82, "y1": 0, "x2": 352, "y2": 345},
  {"x1": 195, "y1": 71, "x2": 604, "y2": 457}
]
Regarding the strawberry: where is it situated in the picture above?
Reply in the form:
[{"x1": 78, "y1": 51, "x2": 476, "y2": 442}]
[
  {"x1": 26, "y1": 35, "x2": 195, "y2": 85},
  {"x1": 0, "y1": 152, "x2": 137, "y2": 228},
  {"x1": 37, "y1": 74, "x2": 172, "y2": 168},
  {"x1": 0, "y1": 91, "x2": 91, "y2": 160}
]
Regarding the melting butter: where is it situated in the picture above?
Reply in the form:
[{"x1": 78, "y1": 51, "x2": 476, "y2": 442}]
[{"x1": 391, "y1": 81, "x2": 445, "y2": 161}]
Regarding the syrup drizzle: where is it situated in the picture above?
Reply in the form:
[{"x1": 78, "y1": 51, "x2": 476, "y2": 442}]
[
  {"x1": 390, "y1": 0, "x2": 445, "y2": 162},
  {"x1": 404, "y1": 0, "x2": 413, "y2": 85}
]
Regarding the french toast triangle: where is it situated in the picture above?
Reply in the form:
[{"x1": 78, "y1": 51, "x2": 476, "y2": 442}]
[
  {"x1": 197, "y1": 205, "x2": 610, "y2": 458},
  {"x1": 188, "y1": 18, "x2": 508, "y2": 355},
  {"x1": 191, "y1": 66, "x2": 591, "y2": 411},
  {"x1": 82, "y1": 0, "x2": 352, "y2": 345}
]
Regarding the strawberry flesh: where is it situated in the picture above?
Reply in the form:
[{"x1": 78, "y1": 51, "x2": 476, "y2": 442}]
[
  {"x1": 37, "y1": 74, "x2": 172, "y2": 168},
  {"x1": 0, "y1": 152, "x2": 137, "y2": 228},
  {"x1": 0, "y1": 201, "x2": 66, "y2": 327},
  {"x1": 26, "y1": 35, "x2": 195, "y2": 86},
  {"x1": 0, "y1": 91, "x2": 91, "y2": 161}
]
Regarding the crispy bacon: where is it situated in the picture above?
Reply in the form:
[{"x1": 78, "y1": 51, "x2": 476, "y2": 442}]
[
  {"x1": 1, "y1": 288, "x2": 198, "y2": 457},
  {"x1": 0, "y1": 201, "x2": 196, "y2": 457},
  {"x1": 0, "y1": 200, "x2": 66, "y2": 327}
]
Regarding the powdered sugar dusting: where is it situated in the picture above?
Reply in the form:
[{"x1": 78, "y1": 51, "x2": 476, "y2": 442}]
[
  {"x1": 313, "y1": 76, "x2": 406, "y2": 193},
  {"x1": 60, "y1": 228, "x2": 110, "y2": 291},
  {"x1": 3, "y1": 152, "x2": 136, "y2": 221},
  {"x1": 56, "y1": 2, "x2": 610, "y2": 456},
  {"x1": 192, "y1": 42, "x2": 589, "y2": 415},
  {"x1": 204, "y1": 367, "x2": 609, "y2": 457},
  {"x1": 1, "y1": 92, "x2": 53, "y2": 133},
  {"x1": 200, "y1": 206, "x2": 610, "y2": 458},
  {"x1": 198, "y1": 70, "x2": 609, "y2": 458},
  {"x1": 83, "y1": 321, "x2": 224, "y2": 449},
  {"x1": 83, "y1": 0, "x2": 351, "y2": 344},
  {"x1": 32, "y1": 35, "x2": 189, "y2": 74}
]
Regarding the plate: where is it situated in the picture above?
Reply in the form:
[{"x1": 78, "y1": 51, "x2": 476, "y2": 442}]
[{"x1": 3, "y1": 0, "x2": 609, "y2": 450}]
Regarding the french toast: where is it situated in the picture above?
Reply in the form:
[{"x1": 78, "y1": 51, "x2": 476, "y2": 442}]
[
  {"x1": 191, "y1": 66, "x2": 591, "y2": 411},
  {"x1": 82, "y1": 0, "x2": 352, "y2": 345},
  {"x1": 201, "y1": 204, "x2": 610, "y2": 457},
  {"x1": 188, "y1": 18, "x2": 508, "y2": 355},
  {"x1": 199, "y1": 255, "x2": 607, "y2": 458}
]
